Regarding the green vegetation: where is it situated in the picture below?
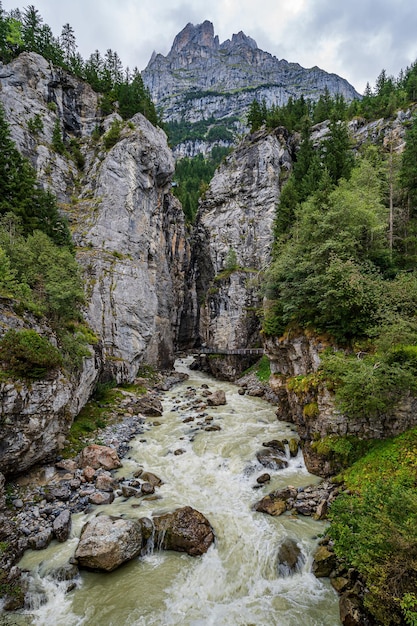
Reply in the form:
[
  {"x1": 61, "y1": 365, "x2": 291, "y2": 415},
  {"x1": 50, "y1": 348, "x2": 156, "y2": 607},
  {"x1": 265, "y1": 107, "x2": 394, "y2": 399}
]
[
  {"x1": 0, "y1": 4, "x2": 158, "y2": 126},
  {"x1": 253, "y1": 71, "x2": 417, "y2": 626},
  {"x1": 247, "y1": 60, "x2": 417, "y2": 134},
  {"x1": 166, "y1": 117, "x2": 237, "y2": 147},
  {"x1": 327, "y1": 429, "x2": 417, "y2": 625},
  {"x1": 242, "y1": 355, "x2": 271, "y2": 382},
  {"x1": 0, "y1": 104, "x2": 93, "y2": 378},
  {"x1": 0, "y1": 329, "x2": 62, "y2": 379},
  {"x1": 172, "y1": 148, "x2": 230, "y2": 222}
]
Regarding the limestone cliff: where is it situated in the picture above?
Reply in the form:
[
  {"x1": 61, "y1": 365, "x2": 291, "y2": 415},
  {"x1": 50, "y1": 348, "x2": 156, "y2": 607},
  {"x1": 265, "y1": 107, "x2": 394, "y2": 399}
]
[
  {"x1": 0, "y1": 52, "x2": 192, "y2": 474},
  {"x1": 187, "y1": 126, "x2": 293, "y2": 377}
]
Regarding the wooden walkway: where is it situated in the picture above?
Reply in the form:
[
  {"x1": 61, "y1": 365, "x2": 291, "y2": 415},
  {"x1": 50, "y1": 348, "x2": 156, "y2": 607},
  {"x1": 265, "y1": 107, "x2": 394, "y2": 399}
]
[{"x1": 192, "y1": 347, "x2": 264, "y2": 356}]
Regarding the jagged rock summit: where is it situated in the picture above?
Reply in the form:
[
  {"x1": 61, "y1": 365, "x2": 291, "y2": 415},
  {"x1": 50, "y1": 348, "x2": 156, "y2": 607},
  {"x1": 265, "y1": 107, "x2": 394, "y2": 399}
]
[{"x1": 143, "y1": 20, "x2": 360, "y2": 125}]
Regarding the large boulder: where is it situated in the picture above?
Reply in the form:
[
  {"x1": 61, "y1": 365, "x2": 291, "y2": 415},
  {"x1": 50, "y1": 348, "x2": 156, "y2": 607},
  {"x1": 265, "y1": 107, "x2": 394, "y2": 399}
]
[
  {"x1": 78, "y1": 445, "x2": 122, "y2": 471},
  {"x1": 206, "y1": 390, "x2": 227, "y2": 406},
  {"x1": 153, "y1": 506, "x2": 215, "y2": 556},
  {"x1": 74, "y1": 515, "x2": 144, "y2": 571},
  {"x1": 312, "y1": 545, "x2": 337, "y2": 578}
]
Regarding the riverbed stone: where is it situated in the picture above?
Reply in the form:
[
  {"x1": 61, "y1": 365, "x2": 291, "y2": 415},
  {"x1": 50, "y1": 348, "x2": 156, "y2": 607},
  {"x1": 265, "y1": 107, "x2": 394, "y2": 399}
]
[
  {"x1": 75, "y1": 515, "x2": 144, "y2": 571},
  {"x1": 53, "y1": 509, "x2": 72, "y2": 543},
  {"x1": 256, "y1": 449, "x2": 288, "y2": 470},
  {"x1": 289, "y1": 438, "x2": 299, "y2": 457},
  {"x1": 153, "y1": 506, "x2": 215, "y2": 556},
  {"x1": 206, "y1": 390, "x2": 227, "y2": 406},
  {"x1": 88, "y1": 491, "x2": 115, "y2": 506},
  {"x1": 262, "y1": 440, "x2": 286, "y2": 454},
  {"x1": 254, "y1": 486, "x2": 297, "y2": 516},
  {"x1": 78, "y1": 445, "x2": 122, "y2": 471},
  {"x1": 277, "y1": 538, "x2": 304, "y2": 575},
  {"x1": 256, "y1": 473, "x2": 271, "y2": 484},
  {"x1": 28, "y1": 528, "x2": 54, "y2": 550},
  {"x1": 95, "y1": 472, "x2": 119, "y2": 492},
  {"x1": 140, "y1": 471, "x2": 163, "y2": 487}
]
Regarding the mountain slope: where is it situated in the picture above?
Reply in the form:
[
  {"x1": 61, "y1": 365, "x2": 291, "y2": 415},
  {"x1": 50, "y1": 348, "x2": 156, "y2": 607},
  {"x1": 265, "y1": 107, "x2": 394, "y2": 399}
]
[{"x1": 143, "y1": 21, "x2": 360, "y2": 138}]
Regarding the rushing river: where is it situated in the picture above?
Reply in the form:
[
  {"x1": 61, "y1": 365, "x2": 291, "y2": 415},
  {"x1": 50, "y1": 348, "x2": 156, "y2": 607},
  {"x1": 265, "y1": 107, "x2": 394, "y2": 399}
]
[{"x1": 14, "y1": 358, "x2": 341, "y2": 625}]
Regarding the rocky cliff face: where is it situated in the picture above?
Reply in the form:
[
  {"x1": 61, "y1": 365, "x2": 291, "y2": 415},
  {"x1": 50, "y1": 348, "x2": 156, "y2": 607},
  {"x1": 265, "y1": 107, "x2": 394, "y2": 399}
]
[
  {"x1": 143, "y1": 20, "x2": 360, "y2": 127},
  {"x1": 265, "y1": 333, "x2": 417, "y2": 476},
  {"x1": 187, "y1": 126, "x2": 293, "y2": 377},
  {"x1": 0, "y1": 52, "x2": 192, "y2": 474}
]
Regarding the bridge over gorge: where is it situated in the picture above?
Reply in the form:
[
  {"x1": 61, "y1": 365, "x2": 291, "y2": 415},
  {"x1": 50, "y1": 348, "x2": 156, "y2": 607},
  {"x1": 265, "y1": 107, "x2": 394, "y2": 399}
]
[{"x1": 190, "y1": 347, "x2": 265, "y2": 356}]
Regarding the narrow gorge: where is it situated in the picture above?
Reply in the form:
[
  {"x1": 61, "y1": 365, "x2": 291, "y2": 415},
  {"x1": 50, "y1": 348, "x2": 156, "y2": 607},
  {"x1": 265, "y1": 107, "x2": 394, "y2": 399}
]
[{"x1": 1, "y1": 15, "x2": 417, "y2": 626}]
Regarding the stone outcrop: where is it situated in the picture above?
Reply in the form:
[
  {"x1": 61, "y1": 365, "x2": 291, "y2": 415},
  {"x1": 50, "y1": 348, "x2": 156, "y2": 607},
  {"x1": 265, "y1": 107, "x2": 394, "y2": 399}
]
[
  {"x1": 266, "y1": 332, "x2": 417, "y2": 476},
  {"x1": 143, "y1": 21, "x2": 359, "y2": 127}
]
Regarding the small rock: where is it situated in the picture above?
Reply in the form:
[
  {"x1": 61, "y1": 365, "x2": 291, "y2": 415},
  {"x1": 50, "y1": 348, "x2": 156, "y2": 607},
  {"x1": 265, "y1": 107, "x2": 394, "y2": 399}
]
[
  {"x1": 140, "y1": 482, "x2": 155, "y2": 495},
  {"x1": 88, "y1": 491, "x2": 115, "y2": 506},
  {"x1": 53, "y1": 509, "x2": 72, "y2": 543},
  {"x1": 312, "y1": 545, "x2": 337, "y2": 577},
  {"x1": 204, "y1": 425, "x2": 221, "y2": 432},
  {"x1": 79, "y1": 445, "x2": 122, "y2": 471},
  {"x1": 174, "y1": 449, "x2": 186, "y2": 455},
  {"x1": 289, "y1": 438, "x2": 299, "y2": 457},
  {"x1": 256, "y1": 473, "x2": 271, "y2": 484}
]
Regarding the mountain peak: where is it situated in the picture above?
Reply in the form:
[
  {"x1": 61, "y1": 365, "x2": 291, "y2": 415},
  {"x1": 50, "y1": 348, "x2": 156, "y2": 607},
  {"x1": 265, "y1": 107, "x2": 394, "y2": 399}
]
[{"x1": 170, "y1": 21, "x2": 219, "y2": 55}]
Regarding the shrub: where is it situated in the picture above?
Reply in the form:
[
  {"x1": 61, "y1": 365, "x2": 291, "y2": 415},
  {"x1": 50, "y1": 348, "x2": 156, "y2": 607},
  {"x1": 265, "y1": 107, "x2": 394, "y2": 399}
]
[
  {"x1": 103, "y1": 119, "x2": 122, "y2": 149},
  {"x1": 0, "y1": 329, "x2": 62, "y2": 379}
]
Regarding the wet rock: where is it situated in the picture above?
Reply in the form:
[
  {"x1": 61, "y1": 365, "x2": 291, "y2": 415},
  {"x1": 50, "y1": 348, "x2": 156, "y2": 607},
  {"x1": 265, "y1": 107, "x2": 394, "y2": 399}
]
[
  {"x1": 183, "y1": 416, "x2": 194, "y2": 423},
  {"x1": 254, "y1": 486, "x2": 297, "y2": 516},
  {"x1": 140, "y1": 482, "x2": 155, "y2": 495},
  {"x1": 88, "y1": 491, "x2": 115, "y2": 506},
  {"x1": 204, "y1": 425, "x2": 221, "y2": 431},
  {"x1": 256, "y1": 473, "x2": 271, "y2": 484},
  {"x1": 277, "y1": 538, "x2": 304, "y2": 576},
  {"x1": 140, "y1": 471, "x2": 163, "y2": 487},
  {"x1": 134, "y1": 395, "x2": 163, "y2": 417},
  {"x1": 121, "y1": 485, "x2": 141, "y2": 498},
  {"x1": 331, "y1": 576, "x2": 350, "y2": 593},
  {"x1": 53, "y1": 509, "x2": 72, "y2": 543},
  {"x1": 95, "y1": 472, "x2": 119, "y2": 492},
  {"x1": 78, "y1": 445, "x2": 122, "y2": 471},
  {"x1": 75, "y1": 515, "x2": 144, "y2": 571},
  {"x1": 50, "y1": 562, "x2": 79, "y2": 582},
  {"x1": 153, "y1": 506, "x2": 215, "y2": 556},
  {"x1": 289, "y1": 438, "x2": 299, "y2": 457},
  {"x1": 206, "y1": 390, "x2": 226, "y2": 406},
  {"x1": 262, "y1": 440, "x2": 286, "y2": 454},
  {"x1": 312, "y1": 545, "x2": 337, "y2": 577},
  {"x1": 256, "y1": 449, "x2": 288, "y2": 470},
  {"x1": 174, "y1": 449, "x2": 186, "y2": 455},
  {"x1": 238, "y1": 388, "x2": 245, "y2": 395}
]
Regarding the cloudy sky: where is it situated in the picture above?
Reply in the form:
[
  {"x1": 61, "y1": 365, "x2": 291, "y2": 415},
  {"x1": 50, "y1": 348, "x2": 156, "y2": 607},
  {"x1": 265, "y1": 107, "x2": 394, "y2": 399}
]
[{"x1": 2, "y1": 0, "x2": 417, "y2": 94}]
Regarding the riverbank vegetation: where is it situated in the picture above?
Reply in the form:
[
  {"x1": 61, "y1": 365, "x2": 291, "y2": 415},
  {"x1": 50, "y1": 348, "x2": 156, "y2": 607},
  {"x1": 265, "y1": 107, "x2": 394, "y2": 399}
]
[{"x1": 259, "y1": 77, "x2": 417, "y2": 624}]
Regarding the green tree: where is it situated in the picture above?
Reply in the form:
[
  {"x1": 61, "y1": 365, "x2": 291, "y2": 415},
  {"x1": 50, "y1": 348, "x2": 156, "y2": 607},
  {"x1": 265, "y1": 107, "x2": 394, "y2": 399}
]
[{"x1": 247, "y1": 99, "x2": 264, "y2": 132}]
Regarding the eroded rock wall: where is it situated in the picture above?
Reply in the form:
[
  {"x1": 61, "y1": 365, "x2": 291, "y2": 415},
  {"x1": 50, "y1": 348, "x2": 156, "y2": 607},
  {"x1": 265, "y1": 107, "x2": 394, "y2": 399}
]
[
  {"x1": 265, "y1": 333, "x2": 417, "y2": 476},
  {"x1": 0, "y1": 53, "x2": 192, "y2": 474},
  {"x1": 193, "y1": 127, "x2": 293, "y2": 367}
]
